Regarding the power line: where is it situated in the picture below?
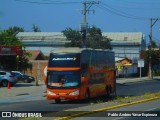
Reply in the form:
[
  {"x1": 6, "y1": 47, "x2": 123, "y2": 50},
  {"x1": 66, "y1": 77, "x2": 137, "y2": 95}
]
[
  {"x1": 96, "y1": 2, "x2": 149, "y2": 20},
  {"x1": 101, "y1": 2, "x2": 149, "y2": 20},
  {"x1": 106, "y1": 5, "x2": 160, "y2": 10},
  {"x1": 114, "y1": 0, "x2": 160, "y2": 5},
  {"x1": 152, "y1": 36, "x2": 160, "y2": 43},
  {"x1": 96, "y1": 4, "x2": 137, "y2": 20}
]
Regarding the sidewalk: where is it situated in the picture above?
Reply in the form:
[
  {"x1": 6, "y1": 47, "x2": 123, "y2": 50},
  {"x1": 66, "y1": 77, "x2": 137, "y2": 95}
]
[
  {"x1": 116, "y1": 76, "x2": 160, "y2": 84},
  {"x1": 0, "y1": 77, "x2": 160, "y2": 104}
]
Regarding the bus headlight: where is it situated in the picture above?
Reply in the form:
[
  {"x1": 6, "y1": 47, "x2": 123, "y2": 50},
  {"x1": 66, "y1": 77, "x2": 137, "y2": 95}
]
[
  {"x1": 69, "y1": 90, "x2": 79, "y2": 96},
  {"x1": 47, "y1": 90, "x2": 56, "y2": 95}
]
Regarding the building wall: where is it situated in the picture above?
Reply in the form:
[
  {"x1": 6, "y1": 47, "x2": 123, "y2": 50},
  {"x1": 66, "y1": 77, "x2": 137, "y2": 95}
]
[
  {"x1": 113, "y1": 46, "x2": 141, "y2": 62},
  {"x1": 113, "y1": 45, "x2": 141, "y2": 76},
  {"x1": 25, "y1": 60, "x2": 48, "y2": 81}
]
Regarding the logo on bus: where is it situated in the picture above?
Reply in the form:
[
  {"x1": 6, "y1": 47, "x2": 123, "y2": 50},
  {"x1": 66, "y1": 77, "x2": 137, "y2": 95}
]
[{"x1": 52, "y1": 57, "x2": 76, "y2": 61}]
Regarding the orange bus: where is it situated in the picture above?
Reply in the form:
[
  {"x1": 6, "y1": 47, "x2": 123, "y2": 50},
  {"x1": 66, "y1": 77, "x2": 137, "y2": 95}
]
[{"x1": 45, "y1": 48, "x2": 116, "y2": 103}]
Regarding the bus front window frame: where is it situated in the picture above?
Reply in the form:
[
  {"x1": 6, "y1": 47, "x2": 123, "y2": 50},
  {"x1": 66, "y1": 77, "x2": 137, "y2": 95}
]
[{"x1": 47, "y1": 70, "x2": 81, "y2": 89}]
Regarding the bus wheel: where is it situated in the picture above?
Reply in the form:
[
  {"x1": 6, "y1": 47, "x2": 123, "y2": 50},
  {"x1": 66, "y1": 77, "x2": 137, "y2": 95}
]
[{"x1": 55, "y1": 99, "x2": 61, "y2": 103}]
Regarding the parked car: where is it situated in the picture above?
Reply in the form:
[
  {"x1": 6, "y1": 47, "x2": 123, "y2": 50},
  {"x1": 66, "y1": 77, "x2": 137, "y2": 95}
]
[
  {"x1": 11, "y1": 71, "x2": 35, "y2": 83},
  {"x1": 0, "y1": 71, "x2": 18, "y2": 87}
]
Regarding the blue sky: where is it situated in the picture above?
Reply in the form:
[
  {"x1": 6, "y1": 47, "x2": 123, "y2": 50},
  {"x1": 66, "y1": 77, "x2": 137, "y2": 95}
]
[{"x1": 1, "y1": 0, "x2": 160, "y2": 44}]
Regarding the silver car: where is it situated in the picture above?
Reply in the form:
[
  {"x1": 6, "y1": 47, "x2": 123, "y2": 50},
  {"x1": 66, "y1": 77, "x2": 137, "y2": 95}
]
[{"x1": 0, "y1": 71, "x2": 18, "y2": 87}]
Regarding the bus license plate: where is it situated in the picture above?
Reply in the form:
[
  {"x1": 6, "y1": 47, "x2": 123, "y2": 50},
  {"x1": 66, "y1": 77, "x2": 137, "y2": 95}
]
[{"x1": 60, "y1": 97, "x2": 65, "y2": 100}]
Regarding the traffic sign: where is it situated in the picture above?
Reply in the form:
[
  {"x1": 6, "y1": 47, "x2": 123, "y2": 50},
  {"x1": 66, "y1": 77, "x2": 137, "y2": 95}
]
[{"x1": 138, "y1": 59, "x2": 144, "y2": 67}]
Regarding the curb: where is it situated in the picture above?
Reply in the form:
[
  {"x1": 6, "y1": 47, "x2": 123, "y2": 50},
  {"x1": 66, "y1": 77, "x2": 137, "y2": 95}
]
[{"x1": 55, "y1": 97, "x2": 160, "y2": 120}]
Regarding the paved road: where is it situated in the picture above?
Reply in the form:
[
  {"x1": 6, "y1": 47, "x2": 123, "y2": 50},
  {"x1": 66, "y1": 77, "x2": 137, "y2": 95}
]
[
  {"x1": 117, "y1": 78, "x2": 160, "y2": 96},
  {"x1": 0, "y1": 77, "x2": 160, "y2": 103},
  {"x1": 0, "y1": 77, "x2": 160, "y2": 120},
  {"x1": 0, "y1": 79, "x2": 160, "y2": 112}
]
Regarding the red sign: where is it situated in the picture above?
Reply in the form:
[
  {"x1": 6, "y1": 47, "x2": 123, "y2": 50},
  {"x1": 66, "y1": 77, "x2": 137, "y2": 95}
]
[{"x1": 0, "y1": 46, "x2": 22, "y2": 55}]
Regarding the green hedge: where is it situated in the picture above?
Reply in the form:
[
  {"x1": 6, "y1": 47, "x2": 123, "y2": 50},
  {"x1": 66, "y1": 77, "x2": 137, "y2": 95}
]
[{"x1": 153, "y1": 70, "x2": 160, "y2": 76}]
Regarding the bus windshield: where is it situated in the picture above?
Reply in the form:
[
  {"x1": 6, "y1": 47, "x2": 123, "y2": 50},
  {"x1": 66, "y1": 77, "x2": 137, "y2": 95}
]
[{"x1": 47, "y1": 71, "x2": 81, "y2": 88}]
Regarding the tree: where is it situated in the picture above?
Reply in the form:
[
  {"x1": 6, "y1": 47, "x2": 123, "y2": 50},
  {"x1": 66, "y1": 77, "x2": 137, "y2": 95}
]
[
  {"x1": 0, "y1": 26, "x2": 24, "y2": 46},
  {"x1": 62, "y1": 28, "x2": 82, "y2": 47},
  {"x1": 62, "y1": 26, "x2": 112, "y2": 49},
  {"x1": 144, "y1": 40, "x2": 160, "y2": 76},
  {"x1": 18, "y1": 50, "x2": 32, "y2": 73},
  {"x1": 86, "y1": 26, "x2": 112, "y2": 49},
  {"x1": 32, "y1": 24, "x2": 41, "y2": 32},
  {"x1": 0, "y1": 26, "x2": 32, "y2": 72},
  {"x1": 8, "y1": 26, "x2": 24, "y2": 35},
  {"x1": 148, "y1": 40, "x2": 157, "y2": 49}
]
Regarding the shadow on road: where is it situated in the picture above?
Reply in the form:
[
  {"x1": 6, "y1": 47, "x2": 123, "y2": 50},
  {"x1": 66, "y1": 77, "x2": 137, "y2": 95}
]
[
  {"x1": 154, "y1": 78, "x2": 160, "y2": 81},
  {"x1": 50, "y1": 96, "x2": 114, "y2": 105},
  {"x1": 14, "y1": 83, "x2": 41, "y2": 87}
]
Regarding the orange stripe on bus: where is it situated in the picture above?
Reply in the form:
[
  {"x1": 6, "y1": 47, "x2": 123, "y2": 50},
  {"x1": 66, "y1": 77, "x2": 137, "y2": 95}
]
[{"x1": 47, "y1": 67, "x2": 80, "y2": 71}]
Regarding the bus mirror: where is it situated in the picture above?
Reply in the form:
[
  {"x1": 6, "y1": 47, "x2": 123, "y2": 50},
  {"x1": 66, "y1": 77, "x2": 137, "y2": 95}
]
[{"x1": 81, "y1": 77, "x2": 85, "y2": 84}]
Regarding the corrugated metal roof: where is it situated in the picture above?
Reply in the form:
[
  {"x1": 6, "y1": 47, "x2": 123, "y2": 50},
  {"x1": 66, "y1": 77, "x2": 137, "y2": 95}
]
[
  {"x1": 16, "y1": 32, "x2": 64, "y2": 37},
  {"x1": 16, "y1": 32, "x2": 144, "y2": 44},
  {"x1": 102, "y1": 32, "x2": 144, "y2": 43},
  {"x1": 16, "y1": 32, "x2": 66, "y2": 42}
]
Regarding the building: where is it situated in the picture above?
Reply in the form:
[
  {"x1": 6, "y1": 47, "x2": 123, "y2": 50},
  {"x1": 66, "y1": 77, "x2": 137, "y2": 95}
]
[
  {"x1": 26, "y1": 50, "x2": 46, "y2": 60},
  {"x1": 102, "y1": 32, "x2": 146, "y2": 62},
  {"x1": 115, "y1": 57, "x2": 133, "y2": 77},
  {"x1": 16, "y1": 32, "x2": 146, "y2": 57},
  {"x1": 24, "y1": 50, "x2": 47, "y2": 81},
  {"x1": 16, "y1": 32, "x2": 146, "y2": 77},
  {"x1": 103, "y1": 32, "x2": 146, "y2": 76},
  {"x1": 16, "y1": 32, "x2": 68, "y2": 56},
  {"x1": 0, "y1": 46, "x2": 23, "y2": 70}
]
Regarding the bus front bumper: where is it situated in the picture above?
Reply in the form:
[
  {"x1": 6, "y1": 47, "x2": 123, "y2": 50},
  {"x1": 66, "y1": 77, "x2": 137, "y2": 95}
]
[{"x1": 46, "y1": 90, "x2": 80, "y2": 100}]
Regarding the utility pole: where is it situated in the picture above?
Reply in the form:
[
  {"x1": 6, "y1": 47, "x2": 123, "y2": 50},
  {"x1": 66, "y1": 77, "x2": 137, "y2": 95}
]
[
  {"x1": 80, "y1": 0, "x2": 100, "y2": 47},
  {"x1": 148, "y1": 18, "x2": 160, "y2": 79}
]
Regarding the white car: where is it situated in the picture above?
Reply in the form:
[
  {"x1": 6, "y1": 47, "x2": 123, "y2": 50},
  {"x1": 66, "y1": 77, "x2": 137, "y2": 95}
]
[{"x1": 0, "y1": 71, "x2": 18, "y2": 87}]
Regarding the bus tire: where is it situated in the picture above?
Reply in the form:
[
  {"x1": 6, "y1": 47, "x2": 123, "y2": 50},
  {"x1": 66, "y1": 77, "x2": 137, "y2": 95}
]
[{"x1": 55, "y1": 99, "x2": 61, "y2": 104}]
